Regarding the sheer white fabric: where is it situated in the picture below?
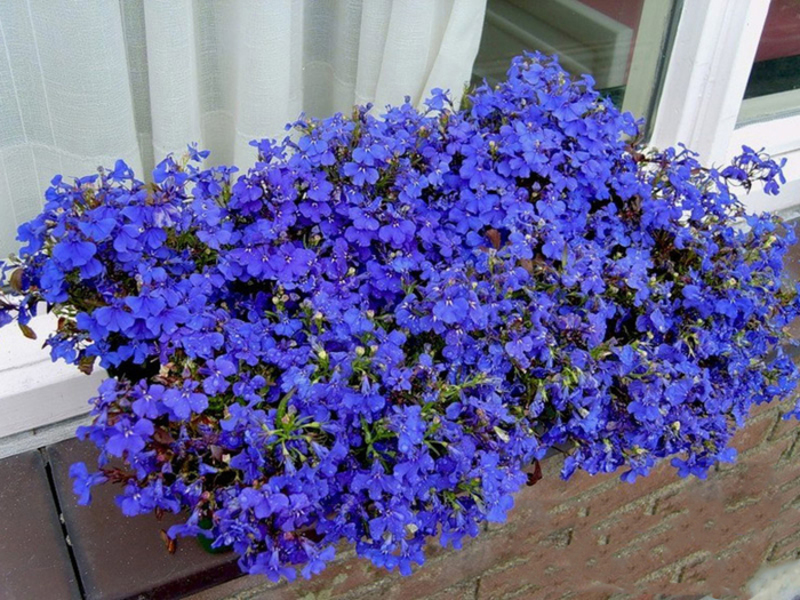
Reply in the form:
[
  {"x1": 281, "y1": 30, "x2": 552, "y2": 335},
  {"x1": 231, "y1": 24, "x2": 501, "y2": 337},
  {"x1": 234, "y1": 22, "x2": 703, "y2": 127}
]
[{"x1": 0, "y1": 0, "x2": 487, "y2": 256}]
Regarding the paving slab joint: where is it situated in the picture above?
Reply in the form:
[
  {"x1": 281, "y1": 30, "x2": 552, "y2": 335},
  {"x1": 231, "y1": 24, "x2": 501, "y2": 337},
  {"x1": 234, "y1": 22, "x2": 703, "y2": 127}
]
[{"x1": 39, "y1": 447, "x2": 86, "y2": 599}]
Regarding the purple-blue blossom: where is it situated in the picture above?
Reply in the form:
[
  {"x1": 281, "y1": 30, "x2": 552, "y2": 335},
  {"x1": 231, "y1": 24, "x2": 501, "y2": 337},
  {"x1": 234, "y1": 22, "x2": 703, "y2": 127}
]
[{"x1": 0, "y1": 52, "x2": 798, "y2": 583}]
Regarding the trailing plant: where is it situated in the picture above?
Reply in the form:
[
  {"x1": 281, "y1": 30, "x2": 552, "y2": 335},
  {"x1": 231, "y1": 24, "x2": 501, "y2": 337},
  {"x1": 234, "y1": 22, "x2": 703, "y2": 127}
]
[{"x1": 1, "y1": 53, "x2": 798, "y2": 581}]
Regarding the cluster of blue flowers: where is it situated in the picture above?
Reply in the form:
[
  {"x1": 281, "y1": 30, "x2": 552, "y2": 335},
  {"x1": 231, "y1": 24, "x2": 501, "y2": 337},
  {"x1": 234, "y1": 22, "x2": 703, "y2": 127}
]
[{"x1": 2, "y1": 53, "x2": 799, "y2": 581}]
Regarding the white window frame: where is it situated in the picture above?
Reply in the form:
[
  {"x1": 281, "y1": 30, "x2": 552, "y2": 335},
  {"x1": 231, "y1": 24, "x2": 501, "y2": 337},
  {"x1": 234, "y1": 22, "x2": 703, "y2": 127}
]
[
  {"x1": 651, "y1": 0, "x2": 800, "y2": 213},
  {"x1": 0, "y1": 308, "x2": 102, "y2": 458}
]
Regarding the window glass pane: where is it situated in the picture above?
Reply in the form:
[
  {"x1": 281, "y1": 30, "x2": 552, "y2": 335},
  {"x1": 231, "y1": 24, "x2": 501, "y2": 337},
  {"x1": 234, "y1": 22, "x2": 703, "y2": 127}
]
[
  {"x1": 472, "y1": 0, "x2": 680, "y2": 122},
  {"x1": 740, "y1": 0, "x2": 800, "y2": 122}
]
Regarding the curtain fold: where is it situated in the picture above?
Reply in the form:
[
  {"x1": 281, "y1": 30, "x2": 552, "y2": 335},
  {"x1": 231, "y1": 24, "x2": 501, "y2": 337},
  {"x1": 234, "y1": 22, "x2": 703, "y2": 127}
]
[{"x1": 0, "y1": 0, "x2": 487, "y2": 257}]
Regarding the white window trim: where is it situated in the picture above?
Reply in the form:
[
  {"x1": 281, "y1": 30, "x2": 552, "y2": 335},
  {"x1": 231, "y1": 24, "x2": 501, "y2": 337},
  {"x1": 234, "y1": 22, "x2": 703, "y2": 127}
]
[
  {"x1": 651, "y1": 0, "x2": 800, "y2": 214},
  {"x1": 0, "y1": 307, "x2": 104, "y2": 454},
  {"x1": 650, "y1": 0, "x2": 771, "y2": 165},
  {"x1": 730, "y1": 113, "x2": 800, "y2": 213},
  {"x1": 739, "y1": 88, "x2": 800, "y2": 125}
]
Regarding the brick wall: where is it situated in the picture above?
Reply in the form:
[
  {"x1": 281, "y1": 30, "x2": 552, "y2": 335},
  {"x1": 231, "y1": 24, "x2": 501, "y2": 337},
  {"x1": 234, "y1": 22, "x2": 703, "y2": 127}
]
[{"x1": 189, "y1": 395, "x2": 800, "y2": 600}]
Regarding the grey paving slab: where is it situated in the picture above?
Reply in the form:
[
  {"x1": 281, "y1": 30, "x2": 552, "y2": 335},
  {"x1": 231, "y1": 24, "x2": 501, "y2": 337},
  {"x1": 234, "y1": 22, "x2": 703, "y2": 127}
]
[
  {"x1": 48, "y1": 438, "x2": 240, "y2": 600},
  {"x1": 0, "y1": 449, "x2": 81, "y2": 600}
]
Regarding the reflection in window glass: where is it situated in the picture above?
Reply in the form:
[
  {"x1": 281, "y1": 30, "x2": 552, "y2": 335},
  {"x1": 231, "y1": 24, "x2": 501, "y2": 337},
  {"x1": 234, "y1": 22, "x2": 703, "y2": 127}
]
[
  {"x1": 740, "y1": 0, "x2": 800, "y2": 122},
  {"x1": 472, "y1": 0, "x2": 680, "y2": 123}
]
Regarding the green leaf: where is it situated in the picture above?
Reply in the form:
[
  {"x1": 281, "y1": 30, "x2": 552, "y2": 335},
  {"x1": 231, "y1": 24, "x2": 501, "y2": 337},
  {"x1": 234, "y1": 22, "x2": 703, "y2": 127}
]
[
  {"x1": 493, "y1": 426, "x2": 510, "y2": 443},
  {"x1": 276, "y1": 388, "x2": 295, "y2": 422}
]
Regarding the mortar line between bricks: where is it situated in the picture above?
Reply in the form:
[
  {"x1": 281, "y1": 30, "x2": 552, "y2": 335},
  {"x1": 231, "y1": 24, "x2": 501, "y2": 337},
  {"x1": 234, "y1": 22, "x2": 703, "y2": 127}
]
[
  {"x1": 766, "y1": 402, "x2": 798, "y2": 442},
  {"x1": 611, "y1": 509, "x2": 690, "y2": 560},
  {"x1": 766, "y1": 527, "x2": 800, "y2": 563},
  {"x1": 786, "y1": 430, "x2": 800, "y2": 460},
  {"x1": 634, "y1": 549, "x2": 711, "y2": 587},
  {"x1": 590, "y1": 478, "x2": 693, "y2": 533},
  {"x1": 547, "y1": 477, "x2": 620, "y2": 515},
  {"x1": 715, "y1": 529, "x2": 760, "y2": 561},
  {"x1": 39, "y1": 448, "x2": 87, "y2": 600}
]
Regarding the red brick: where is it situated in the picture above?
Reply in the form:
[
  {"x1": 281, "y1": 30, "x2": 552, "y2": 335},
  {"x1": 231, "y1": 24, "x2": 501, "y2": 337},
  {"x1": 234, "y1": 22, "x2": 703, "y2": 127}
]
[
  {"x1": 427, "y1": 579, "x2": 479, "y2": 600},
  {"x1": 476, "y1": 558, "x2": 547, "y2": 600},
  {"x1": 747, "y1": 399, "x2": 781, "y2": 420},
  {"x1": 729, "y1": 409, "x2": 779, "y2": 454},
  {"x1": 674, "y1": 551, "x2": 712, "y2": 585},
  {"x1": 570, "y1": 469, "x2": 687, "y2": 526},
  {"x1": 765, "y1": 529, "x2": 800, "y2": 564},
  {"x1": 374, "y1": 526, "x2": 556, "y2": 600},
  {"x1": 765, "y1": 402, "x2": 800, "y2": 442}
]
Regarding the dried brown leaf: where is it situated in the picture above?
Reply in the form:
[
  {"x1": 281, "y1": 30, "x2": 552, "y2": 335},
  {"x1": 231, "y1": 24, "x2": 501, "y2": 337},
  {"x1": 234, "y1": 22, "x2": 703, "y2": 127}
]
[
  {"x1": 9, "y1": 268, "x2": 23, "y2": 292},
  {"x1": 18, "y1": 322, "x2": 36, "y2": 340},
  {"x1": 526, "y1": 459, "x2": 543, "y2": 487},
  {"x1": 485, "y1": 228, "x2": 502, "y2": 250},
  {"x1": 160, "y1": 529, "x2": 177, "y2": 554}
]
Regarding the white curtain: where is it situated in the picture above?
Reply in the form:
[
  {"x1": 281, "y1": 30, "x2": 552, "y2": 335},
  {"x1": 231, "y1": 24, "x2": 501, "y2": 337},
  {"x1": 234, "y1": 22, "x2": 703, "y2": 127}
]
[{"x1": 0, "y1": 0, "x2": 487, "y2": 257}]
